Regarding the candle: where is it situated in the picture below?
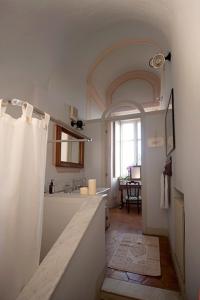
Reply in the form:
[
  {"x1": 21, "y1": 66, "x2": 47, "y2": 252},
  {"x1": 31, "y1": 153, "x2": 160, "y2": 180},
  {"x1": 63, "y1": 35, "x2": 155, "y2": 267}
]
[
  {"x1": 80, "y1": 187, "x2": 88, "y2": 195},
  {"x1": 88, "y1": 179, "x2": 96, "y2": 195}
]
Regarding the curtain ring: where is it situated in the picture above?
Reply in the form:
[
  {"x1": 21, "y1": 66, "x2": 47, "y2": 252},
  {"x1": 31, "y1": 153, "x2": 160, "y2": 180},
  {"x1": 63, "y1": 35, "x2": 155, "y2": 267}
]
[
  {"x1": 22, "y1": 102, "x2": 33, "y2": 123},
  {"x1": 42, "y1": 113, "x2": 50, "y2": 130}
]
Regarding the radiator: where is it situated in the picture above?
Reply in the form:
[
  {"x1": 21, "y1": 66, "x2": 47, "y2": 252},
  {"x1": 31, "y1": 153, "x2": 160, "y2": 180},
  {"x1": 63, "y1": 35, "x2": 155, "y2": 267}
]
[{"x1": 175, "y1": 197, "x2": 185, "y2": 280}]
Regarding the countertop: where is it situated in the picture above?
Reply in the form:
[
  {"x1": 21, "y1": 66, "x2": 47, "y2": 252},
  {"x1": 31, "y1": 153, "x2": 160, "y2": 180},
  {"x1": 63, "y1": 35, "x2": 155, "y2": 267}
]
[{"x1": 45, "y1": 187, "x2": 110, "y2": 197}]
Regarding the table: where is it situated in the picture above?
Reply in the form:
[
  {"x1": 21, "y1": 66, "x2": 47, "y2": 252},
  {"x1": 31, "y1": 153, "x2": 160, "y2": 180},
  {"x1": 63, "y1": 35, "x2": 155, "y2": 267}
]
[{"x1": 119, "y1": 180, "x2": 142, "y2": 208}]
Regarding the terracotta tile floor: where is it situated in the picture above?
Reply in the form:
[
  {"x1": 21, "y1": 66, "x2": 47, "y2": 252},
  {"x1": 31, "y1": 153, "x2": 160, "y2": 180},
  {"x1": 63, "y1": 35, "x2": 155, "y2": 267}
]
[{"x1": 106, "y1": 207, "x2": 179, "y2": 291}]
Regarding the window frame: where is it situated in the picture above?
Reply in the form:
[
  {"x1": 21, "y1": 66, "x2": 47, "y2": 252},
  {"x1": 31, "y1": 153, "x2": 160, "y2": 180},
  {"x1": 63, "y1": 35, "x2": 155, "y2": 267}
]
[{"x1": 113, "y1": 118, "x2": 141, "y2": 178}]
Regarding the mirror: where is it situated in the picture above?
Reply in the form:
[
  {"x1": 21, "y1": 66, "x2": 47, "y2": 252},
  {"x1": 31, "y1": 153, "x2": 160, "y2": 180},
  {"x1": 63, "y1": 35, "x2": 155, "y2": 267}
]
[
  {"x1": 55, "y1": 125, "x2": 84, "y2": 168},
  {"x1": 130, "y1": 165, "x2": 141, "y2": 180},
  {"x1": 165, "y1": 89, "x2": 175, "y2": 156}
]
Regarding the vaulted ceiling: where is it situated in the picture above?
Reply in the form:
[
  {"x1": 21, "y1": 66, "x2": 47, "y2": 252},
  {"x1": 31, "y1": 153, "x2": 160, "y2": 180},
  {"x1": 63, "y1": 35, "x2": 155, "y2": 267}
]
[
  {"x1": 0, "y1": 0, "x2": 173, "y2": 118},
  {"x1": 0, "y1": 0, "x2": 172, "y2": 40}
]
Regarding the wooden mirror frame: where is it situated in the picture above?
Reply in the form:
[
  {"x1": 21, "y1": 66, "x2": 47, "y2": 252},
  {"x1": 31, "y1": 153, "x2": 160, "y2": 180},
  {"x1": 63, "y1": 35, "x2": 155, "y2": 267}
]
[{"x1": 55, "y1": 125, "x2": 84, "y2": 168}]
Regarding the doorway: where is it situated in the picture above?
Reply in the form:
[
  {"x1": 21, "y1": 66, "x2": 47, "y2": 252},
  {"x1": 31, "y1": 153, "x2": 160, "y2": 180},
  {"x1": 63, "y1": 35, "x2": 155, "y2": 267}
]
[{"x1": 104, "y1": 113, "x2": 143, "y2": 219}]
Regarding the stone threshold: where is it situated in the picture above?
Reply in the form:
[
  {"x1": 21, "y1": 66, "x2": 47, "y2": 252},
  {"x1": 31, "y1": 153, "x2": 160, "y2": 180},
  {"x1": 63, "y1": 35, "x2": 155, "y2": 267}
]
[{"x1": 101, "y1": 278, "x2": 182, "y2": 300}]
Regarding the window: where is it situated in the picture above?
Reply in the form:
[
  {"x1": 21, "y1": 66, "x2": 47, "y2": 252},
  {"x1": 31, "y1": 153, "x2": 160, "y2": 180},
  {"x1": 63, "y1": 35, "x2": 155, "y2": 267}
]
[{"x1": 114, "y1": 118, "x2": 141, "y2": 178}]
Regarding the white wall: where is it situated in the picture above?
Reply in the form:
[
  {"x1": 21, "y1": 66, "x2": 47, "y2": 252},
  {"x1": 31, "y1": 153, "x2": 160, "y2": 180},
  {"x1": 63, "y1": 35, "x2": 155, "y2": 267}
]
[
  {"x1": 40, "y1": 197, "x2": 83, "y2": 261},
  {"x1": 84, "y1": 120, "x2": 105, "y2": 187},
  {"x1": 142, "y1": 111, "x2": 168, "y2": 235},
  {"x1": 112, "y1": 80, "x2": 154, "y2": 104},
  {"x1": 0, "y1": 16, "x2": 86, "y2": 192},
  {"x1": 50, "y1": 200, "x2": 105, "y2": 300},
  {"x1": 168, "y1": 1, "x2": 200, "y2": 299},
  {"x1": 84, "y1": 119, "x2": 119, "y2": 208}
]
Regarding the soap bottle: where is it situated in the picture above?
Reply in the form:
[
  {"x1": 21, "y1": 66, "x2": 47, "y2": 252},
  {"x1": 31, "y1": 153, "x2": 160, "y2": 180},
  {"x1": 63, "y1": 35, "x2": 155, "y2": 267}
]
[{"x1": 49, "y1": 179, "x2": 55, "y2": 194}]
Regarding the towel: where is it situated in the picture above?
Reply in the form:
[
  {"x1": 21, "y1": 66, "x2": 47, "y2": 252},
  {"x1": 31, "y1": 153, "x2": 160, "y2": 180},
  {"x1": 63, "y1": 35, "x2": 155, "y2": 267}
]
[{"x1": 160, "y1": 173, "x2": 169, "y2": 209}]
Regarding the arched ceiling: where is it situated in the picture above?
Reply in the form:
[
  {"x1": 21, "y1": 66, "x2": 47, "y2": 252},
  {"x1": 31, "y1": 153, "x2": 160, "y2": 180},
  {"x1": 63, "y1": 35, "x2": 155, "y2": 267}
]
[
  {"x1": 87, "y1": 39, "x2": 164, "y2": 109},
  {"x1": 106, "y1": 70, "x2": 161, "y2": 105},
  {"x1": 112, "y1": 80, "x2": 154, "y2": 104},
  {"x1": 0, "y1": 0, "x2": 173, "y2": 117},
  {"x1": 0, "y1": 0, "x2": 172, "y2": 58},
  {"x1": 86, "y1": 32, "x2": 169, "y2": 117},
  {"x1": 92, "y1": 41, "x2": 162, "y2": 101}
]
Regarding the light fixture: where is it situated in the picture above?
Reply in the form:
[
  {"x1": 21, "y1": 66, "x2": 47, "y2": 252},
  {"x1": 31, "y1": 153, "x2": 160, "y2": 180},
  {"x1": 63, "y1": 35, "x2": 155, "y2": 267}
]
[
  {"x1": 149, "y1": 52, "x2": 171, "y2": 69},
  {"x1": 71, "y1": 120, "x2": 85, "y2": 130}
]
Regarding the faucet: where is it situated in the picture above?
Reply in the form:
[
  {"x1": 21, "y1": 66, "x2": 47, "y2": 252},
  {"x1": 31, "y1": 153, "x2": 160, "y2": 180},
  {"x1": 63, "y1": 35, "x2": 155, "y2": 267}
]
[
  {"x1": 64, "y1": 184, "x2": 73, "y2": 193},
  {"x1": 72, "y1": 178, "x2": 87, "y2": 191}
]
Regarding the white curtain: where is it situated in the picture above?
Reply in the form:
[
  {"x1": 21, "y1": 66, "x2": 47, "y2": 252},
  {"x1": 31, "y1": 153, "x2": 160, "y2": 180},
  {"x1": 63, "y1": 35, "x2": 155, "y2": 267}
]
[{"x1": 0, "y1": 100, "x2": 50, "y2": 300}]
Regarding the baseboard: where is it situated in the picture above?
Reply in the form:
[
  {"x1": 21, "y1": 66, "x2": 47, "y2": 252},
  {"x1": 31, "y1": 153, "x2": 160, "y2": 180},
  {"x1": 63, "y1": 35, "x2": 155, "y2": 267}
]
[
  {"x1": 101, "y1": 278, "x2": 181, "y2": 300},
  {"x1": 143, "y1": 227, "x2": 168, "y2": 236},
  {"x1": 107, "y1": 196, "x2": 119, "y2": 208},
  {"x1": 171, "y1": 250, "x2": 186, "y2": 300},
  {"x1": 96, "y1": 267, "x2": 107, "y2": 300},
  {"x1": 101, "y1": 291, "x2": 136, "y2": 300}
]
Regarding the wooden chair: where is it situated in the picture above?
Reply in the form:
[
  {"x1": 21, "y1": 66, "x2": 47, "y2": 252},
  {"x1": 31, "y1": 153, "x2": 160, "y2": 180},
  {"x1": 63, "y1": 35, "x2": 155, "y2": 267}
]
[{"x1": 125, "y1": 181, "x2": 141, "y2": 213}]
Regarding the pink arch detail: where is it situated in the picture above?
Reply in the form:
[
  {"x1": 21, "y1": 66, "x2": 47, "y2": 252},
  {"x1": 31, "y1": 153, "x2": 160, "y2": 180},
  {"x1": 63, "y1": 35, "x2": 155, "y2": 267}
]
[
  {"x1": 86, "y1": 38, "x2": 163, "y2": 113},
  {"x1": 106, "y1": 70, "x2": 161, "y2": 106}
]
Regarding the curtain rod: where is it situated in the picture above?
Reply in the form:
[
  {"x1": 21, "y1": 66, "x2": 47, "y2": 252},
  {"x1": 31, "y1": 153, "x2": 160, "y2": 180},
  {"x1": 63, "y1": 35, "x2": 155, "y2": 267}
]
[{"x1": 2, "y1": 99, "x2": 92, "y2": 143}]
